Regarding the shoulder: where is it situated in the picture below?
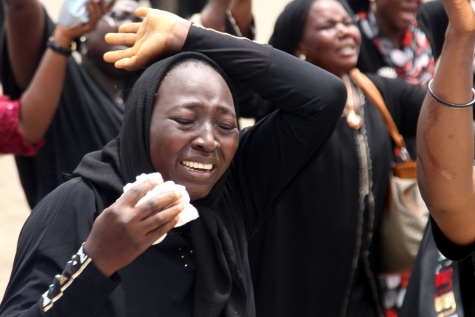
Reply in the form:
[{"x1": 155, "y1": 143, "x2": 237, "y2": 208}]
[{"x1": 26, "y1": 178, "x2": 99, "y2": 238}]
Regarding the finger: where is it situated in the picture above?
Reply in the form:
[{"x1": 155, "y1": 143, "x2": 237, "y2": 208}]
[
  {"x1": 115, "y1": 56, "x2": 142, "y2": 71},
  {"x1": 88, "y1": 1, "x2": 101, "y2": 24},
  {"x1": 143, "y1": 204, "x2": 183, "y2": 234},
  {"x1": 145, "y1": 215, "x2": 180, "y2": 245},
  {"x1": 105, "y1": 32, "x2": 137, "y2": 45},
  {"x1": 106, "y1": 0, "x2": 117, "y2": 11},
  {"x1": 118, "y1": 22, "x2": 141, "y2": 34},
  {"x1": 135, "y1": 7, "x2": 153, "y2": 17},
  {"x1": 135, "y1": 190, "x2": 183, "y2": 220},
  {"x1": 98, "y1": 0, "x2": 107, "y2": 14},
  {"x1": 103, "y1": 47, "x2": 135, "y2": 63},
  {"x1": 117, "y1": 179, "x2": 162, "y2": 207}
]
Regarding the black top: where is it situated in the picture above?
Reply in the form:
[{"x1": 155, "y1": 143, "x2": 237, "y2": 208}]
[
  {"x1": 248, "y1": 74, "x2": 426, "y2": 317},
  {"x1": 425, "y1": 219, "x2": 475, "y2": 316},
  {"x1": 0, "y1": 11, "x2": 132, "y2": 208},
  {"x1": 399, "y1": 221, "x2": 468, "y2": 317},
  {"x1": 356, "y1": 1, "x2": 448, "y2": 76},
  {"x1": 0, "y1": 25, "x2": 346, "y2": 317}
]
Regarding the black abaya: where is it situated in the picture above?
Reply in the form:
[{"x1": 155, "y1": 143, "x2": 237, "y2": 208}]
[{"x1": 0, "y1": 25, "x2": 346, "y2": 317}]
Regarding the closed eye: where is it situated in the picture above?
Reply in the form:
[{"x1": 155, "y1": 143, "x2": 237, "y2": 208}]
[{"x1": 174, "y1": 118, "x2": 194, "y2": 125}]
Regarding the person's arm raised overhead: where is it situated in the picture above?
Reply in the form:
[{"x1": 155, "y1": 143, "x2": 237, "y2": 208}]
[
  {"x1": 17, "y1": 0, "x2": 113, "y2": 145},
  {"x1": 417, "y1": 0, "x2": 475, "y2": 246},
  {"x1": 2, "y1": 0, "x2": 45, "y2": 89},
  {"x1": 105, "y1": 7, "x2": 346, "y2": 232},
  {"x1": 199, "y1": 0, "x2": 254, "y2": 38}
]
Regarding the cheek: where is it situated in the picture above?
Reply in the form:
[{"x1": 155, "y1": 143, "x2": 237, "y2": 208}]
[{"x1": 220, "y1": 134, "x2": 239, "y2": 165}]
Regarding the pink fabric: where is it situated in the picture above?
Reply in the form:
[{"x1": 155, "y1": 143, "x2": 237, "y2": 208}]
[{"x1": 0, "y1": 95, "x2": 44, "y2": 156}]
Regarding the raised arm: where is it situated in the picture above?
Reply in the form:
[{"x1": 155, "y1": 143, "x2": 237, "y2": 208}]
[
  {"x1": 105, "y1": 8, "x2": 346, "y2": 233},
  {"x1": 199, "y1": 0, "x2": 253, "y2": 38},
  {"x1": 2, "y1": 0, "x2": 45, "y2": 89},
  {"x1": 17, "y1": 0, "x2": 110, "y2": 145},
  {"x1": 416, "y1": 0, "x2": 475, "y2": 246}
]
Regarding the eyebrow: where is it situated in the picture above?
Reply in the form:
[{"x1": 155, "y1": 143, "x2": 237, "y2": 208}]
[{"x1": 173, "y1": 103, "x2": 236, "y2": 117}]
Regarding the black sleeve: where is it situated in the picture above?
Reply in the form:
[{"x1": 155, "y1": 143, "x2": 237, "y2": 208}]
[
  {"x1": 417, "y1": 0, "x2": 448, "y2": 61},
  {"x1": 181, "y1": 25, "x2": 347, "y2": 233},
  {"x1": 367, "y1": 73, "x2": 426, "y2": 138},
  {"x1": 430, "y1": 217, "x2": 475, "y2": 261},
  {"x1": 0, "y1": 179, "x2": 119, "y2": 317}
]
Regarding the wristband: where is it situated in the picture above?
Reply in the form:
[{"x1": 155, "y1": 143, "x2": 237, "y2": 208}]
[{"x1": 46, "y1": 36, "x2": 76, "y2": 57}]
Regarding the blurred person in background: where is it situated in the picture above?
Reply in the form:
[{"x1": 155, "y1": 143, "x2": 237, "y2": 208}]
[{"x1": 1, "y1": 0, "x2": 142, "y2": 208}]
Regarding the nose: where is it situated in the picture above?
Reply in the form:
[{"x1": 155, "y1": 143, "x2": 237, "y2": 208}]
[
  {"x1": 191, "y1": 123, "x2": 220, "y2": 152},
  {"x1": 336, "y1": 22, "x2": 351, "y2": 37}
]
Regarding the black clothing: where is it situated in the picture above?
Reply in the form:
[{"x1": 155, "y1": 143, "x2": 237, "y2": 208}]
[
  {"x1": 356, "y1": 1, "x2": 448, "y2": 76},
  {"x1": 0, "y1": 11, "x2": 137, "y2": 208},
  {"x1": 248, "y1": 74, "x2": 426, "y2": 317},
  {"x1": 399, "y1": 221, "x2": 466, "y2": 317},
  {"x1": 0, "y1": 25, "x2": 346, "y2": 317}
]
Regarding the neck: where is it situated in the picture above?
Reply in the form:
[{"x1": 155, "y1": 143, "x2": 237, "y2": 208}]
[
  {"x1": 374, "y1": 12, "x2": 406, "y2": 49},
  {"x1": 82, "y1": 57, "x2": 128, "y2": 101}
]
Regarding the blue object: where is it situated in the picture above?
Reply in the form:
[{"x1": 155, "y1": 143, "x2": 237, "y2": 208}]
[{"x1": 58, "y1": 0, "x2": 113, "y2": 29}]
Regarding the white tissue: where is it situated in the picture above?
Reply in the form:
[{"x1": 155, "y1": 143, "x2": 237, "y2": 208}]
[
  {"x1": 58, "y1": 0, "x2": 113, "y2": 29},
  {"x1": 122, "y1": 173, "x2": 199, "y2": 245}
]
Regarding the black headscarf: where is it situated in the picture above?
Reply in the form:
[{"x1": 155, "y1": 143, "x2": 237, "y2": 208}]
[
  {"x1": 269, "y1": 0, "x2": 354, "y2": 55},
  {"x1": 74, "y1": 52, "x2": 247, "y2": 316}
]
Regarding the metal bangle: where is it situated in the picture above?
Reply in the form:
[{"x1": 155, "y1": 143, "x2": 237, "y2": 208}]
[{"x1": 428, "y1": 79, "x2": 475, "y2": 109}]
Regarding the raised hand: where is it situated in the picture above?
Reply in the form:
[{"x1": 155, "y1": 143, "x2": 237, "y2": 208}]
[
  {"x1": 54, "y1": 0, "x2": 116, "y2": 47},
  {"x1": 84, "y1": 179, "x2": 185, "y2": 277},
  {"x1": 103, "y1": 7, "x2": 192, "y2": 71},
  {"x1": 442, "y1": 0, "x2": 475, "y2": 34}
]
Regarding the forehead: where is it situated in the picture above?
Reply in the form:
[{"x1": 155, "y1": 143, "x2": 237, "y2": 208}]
[
  {"x1": 111, "y1": 0, "x2": 140, "y2": 13},
  {"x1": 154, "y1": 62, "x2": 235, "y2": 114},
  {"x1": 307, "y1": 0, "x2": 350, "y2": 23}
]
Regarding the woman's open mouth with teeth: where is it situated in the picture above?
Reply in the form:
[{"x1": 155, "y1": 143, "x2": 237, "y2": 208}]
[{"x1": 181, "y1": 160, "x2": 214, "y2": 172}]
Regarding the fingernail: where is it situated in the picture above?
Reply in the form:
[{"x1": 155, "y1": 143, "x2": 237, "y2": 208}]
[{"x1": 174, "y1": 189, "x2": 183, "y2": 199}]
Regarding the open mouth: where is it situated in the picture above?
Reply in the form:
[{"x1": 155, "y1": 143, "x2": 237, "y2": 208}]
[{"x1": 181, "y1": 161, "x2": 215, "y2": 172}]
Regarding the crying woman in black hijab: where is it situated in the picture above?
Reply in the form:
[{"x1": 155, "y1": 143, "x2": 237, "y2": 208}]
[{"x1": 0, "y1": 7, "x2": 346, "y2": 317}]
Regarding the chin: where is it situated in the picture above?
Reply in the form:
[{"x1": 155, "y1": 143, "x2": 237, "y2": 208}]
[{"x1": 187, "y1": 186, "x2": 212, "y2": 202}]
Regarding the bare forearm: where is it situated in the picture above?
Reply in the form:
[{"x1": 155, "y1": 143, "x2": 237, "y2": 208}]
[
  {"x1": 417, "y1": 26, "x2": 475, "y2": 244},
  {"x1": 200, "y1": 0, "x2": 230, "y2": 32},
  {"x1": 18, "y1": 30, "x2": 70, "y2": 145},
  {"x1": 230, "y1": 0, "x2": 253, "y2": 38},
  {"x1": 3, "y1": 0, "x2": 45, "y2": 90}
]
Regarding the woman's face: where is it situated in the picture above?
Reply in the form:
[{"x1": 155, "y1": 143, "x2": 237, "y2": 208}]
[
  {"x1": 296, "y1": 0, "x2": 361, "y2": 77},
  {"x1": 375, "y1": 0, "x2": 422, "y2": 32},
  {"x1": 149, "y1": 62, "x2": 239, "y2": 201},
  {"x1": 85, "y1": 0, "x2": 142, "y2": 77}
]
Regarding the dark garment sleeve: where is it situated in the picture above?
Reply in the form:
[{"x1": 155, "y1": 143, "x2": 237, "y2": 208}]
[
  {"x1": 0, "y1": 179, "x2": 119, "y2": 317},
  {"x1": 430, "y1": 217, "x2": 475, "y2": 261},
  {"x1": 366, "y1": 73, "x2": 426, "y2": 138},
  {"x1": 182, "y1": 25, "x2": 347, "y2": 234}
]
